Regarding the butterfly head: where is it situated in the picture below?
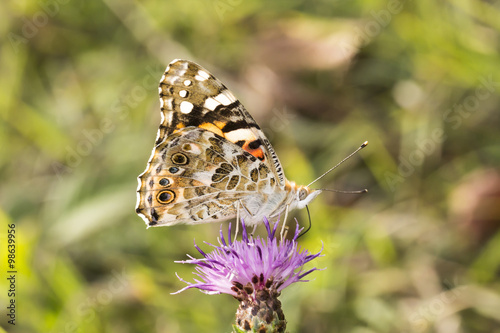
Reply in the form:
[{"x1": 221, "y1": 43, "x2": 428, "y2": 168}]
[{"x1": 295, "y1": 185, "x2": 322, "y2": 209}]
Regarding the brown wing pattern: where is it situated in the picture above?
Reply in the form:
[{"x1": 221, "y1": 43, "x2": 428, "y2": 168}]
[
  {"x1": 136, "y1": 128, "x2": 279, "y2": 227},
  {"x1": 155, "y1": 59, "x2": 285, "y2": 186}
]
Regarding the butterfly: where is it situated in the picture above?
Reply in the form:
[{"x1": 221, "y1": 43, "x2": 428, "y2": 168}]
[{"x1": 136, "y1": 59, "x2": 323, "y2": 228}]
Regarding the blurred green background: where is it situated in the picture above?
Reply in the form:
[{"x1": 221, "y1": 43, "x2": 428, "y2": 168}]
[{"x1": 1, "y1": 0, "x2": 500, "y2": 332}]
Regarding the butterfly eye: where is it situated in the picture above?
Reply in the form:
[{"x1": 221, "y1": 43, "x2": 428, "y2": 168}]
[
  {"x1": 171, "y1": 153, "x2": 189, "y2": 165},
  {"x1": 157, "y1": 190, "x2": 175, "y2": 204},
  {"x1": 299, "y1": 188, "x2": 308, "y2": 201}
]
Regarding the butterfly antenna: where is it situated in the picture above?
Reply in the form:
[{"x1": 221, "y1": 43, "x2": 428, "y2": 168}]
[
  {"x1": 297, "y1": 205, "x2": 312, "y2": 239},
  {"x1": 307, "y1": 141, "x2": 368, "y2": 187},
  {"x1": 318, "y1": 188, "x2": 368, "y2": 194}
]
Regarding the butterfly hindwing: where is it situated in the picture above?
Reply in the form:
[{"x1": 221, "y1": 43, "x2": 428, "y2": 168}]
[{"x1": 136, "y1": 127, "x2": 280, "y2": 226}]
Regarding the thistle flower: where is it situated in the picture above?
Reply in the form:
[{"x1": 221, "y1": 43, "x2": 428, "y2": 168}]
[{"x1": 174, "y1": 218, "x2": 323, "y2": 333}]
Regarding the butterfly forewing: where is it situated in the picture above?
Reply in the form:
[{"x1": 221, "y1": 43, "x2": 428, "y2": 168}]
[{"x1": 157, "y1": 60, "x2": 285, "y2": 185}]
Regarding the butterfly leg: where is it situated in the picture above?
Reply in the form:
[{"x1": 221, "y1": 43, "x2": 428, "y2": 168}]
[
  {"x1": 251, "y1": 224, "x2": 258, "y2": 237},
  {"x1": 279, "y1": 204, "x2": 290, "y2": 239},
  {"x1": 233, "y1": 201, "x2": 241, "y2": 243},
  {"x1": 234, "y1": 200, "x2": 254, "y2": 241},
  {"x1": 236, "y1": 199, "x2": 258, "y2": 242}
]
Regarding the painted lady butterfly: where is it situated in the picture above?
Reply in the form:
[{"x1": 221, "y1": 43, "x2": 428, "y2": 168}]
[{"x1": 136, "y1": 59, "x2": 322, "y2": 227}]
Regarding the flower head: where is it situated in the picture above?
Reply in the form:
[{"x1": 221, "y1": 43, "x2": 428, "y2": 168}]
[
  {"x1": 174, "y1": 218, "x2": 323, "y2": 332},
  {"x1": 174, "y1": 218, "x2": 323, "y2": 296}
]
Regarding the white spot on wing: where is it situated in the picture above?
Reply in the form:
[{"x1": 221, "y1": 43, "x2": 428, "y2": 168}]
[
  {"x1": 179, "y1": 90, "x2": 188, "y2": 98},
  {"x1": 166, "y1": 109, "x2": 172, "y2": 124},
  {"x1": 180, "y1": 101, "x2": 194, "y2": 114},
  {"x1": 214, "y1": 90, "x2": 236, "y2": 106},
  {"x1": 225, "y1": 128, "x2": 257, "y2": 142},
  {"x1": 155, "y1": 110, "x2": 171, "y2": 145},
  {"x1": 204, "y1": 97, "x2": 220, "y2": 111},
  {"x1": 160, "y1": 109, "x2": 165, "y2": 123},
  {"x1": 183, "y1": 79, "x2": 192, "y2": 86},
  {"x1": 198, "y1": 70, "x2": 210, "y2": 79},
  {"x1": 183, "y1": 143, "x2": 202, "y2": 155}
]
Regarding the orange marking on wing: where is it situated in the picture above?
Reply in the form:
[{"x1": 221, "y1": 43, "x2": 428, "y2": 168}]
[
  {"x1": 242, "y1": 141, "x2": 265, "y2": 161},
  {"x1": 214, "y1": 120, "x2": 226, "y2": 129},
  {"x1": 199, "y1": 122, "x2": 224, "y2": 136},
  {"x1": 172, "y1": 123, "x2": 185, "y2": 134}
]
